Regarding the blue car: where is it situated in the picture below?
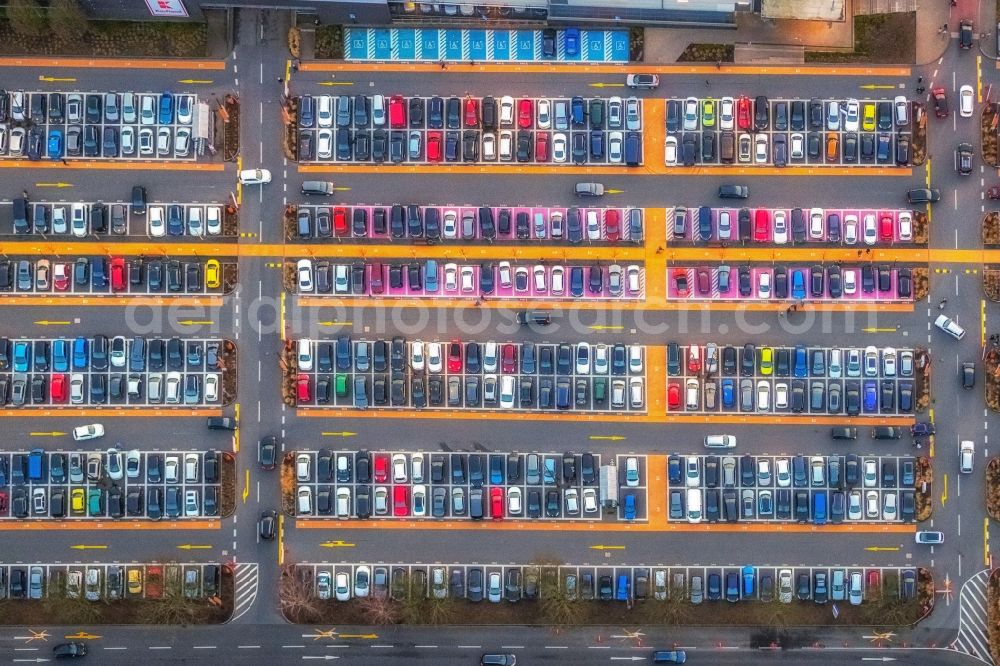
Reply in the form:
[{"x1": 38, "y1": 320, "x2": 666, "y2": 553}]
[
  {"x1": 13, "y1": 342, "x2": 29, "y2": 372},
  {"x1": 863, "y1": 380, "x2": 878, "y2": 412},
  {"x1": 52, "y1": 339, "x2": 69, "y2": 372},
  {"x1": 72, "y1": 337, "x2": 88, "y2": 369},
  {"x1": 725, "y1": 572, "x2": 739, "y2": 602},
  {"x1": 623, "y1": 493, "x2": 636, "y2": 520},
  {"x1": 543, "y1": 457, "x2": 556, "y2": 484},
  {"x1": 424, "y1": 260, "x2": 438, "y2": 292},
  {"x1": 812, "y1": 491, "x2": 827, "y2": 525},
  {"x1": 616, "y1": 573, "x2": 630, "y2": 601},
  {"x1": 158, "y1": 92, "x2": 173, "y2": 124},
  {"x1": 47, "y1": 129, "x2": 63, "y2": 159},
  {"x1": 793, "y1": 345, "x2": 808, "y2": 378},
  {"x1": 721, "y1": 378, "x2": 735, "y2": 408},
  {"x1": 489, "y1": 455, "x2": 503, "y2": 485},
  {"x1": 565, "y1": 28, "x2": 580, "y2": 56},
  {"x1": 791, "y1": 269, "x2": 806, "y2": 299},
  {"x1": 741, "y1": 566, "x2": 755, "y2": 597}
]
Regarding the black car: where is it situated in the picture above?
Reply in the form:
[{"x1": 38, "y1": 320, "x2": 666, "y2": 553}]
[
  {"x1": 462, "y1": 130, "x2": 479, "y2": 161},
  {"x1": 572, "y1": 132, "x2": 587, "y2": 164},
  {"x1": 754, "y1": 95, "x2": 769, "y2": 130}
]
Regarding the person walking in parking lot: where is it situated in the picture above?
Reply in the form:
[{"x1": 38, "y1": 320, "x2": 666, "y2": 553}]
[{"x1": 939, "y1": 299, "x2": 947, "y2": 309}]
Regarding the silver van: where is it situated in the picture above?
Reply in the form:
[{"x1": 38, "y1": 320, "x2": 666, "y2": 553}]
[{"x1": 301, "y1": 180, "x2": 334, "y2": 196}]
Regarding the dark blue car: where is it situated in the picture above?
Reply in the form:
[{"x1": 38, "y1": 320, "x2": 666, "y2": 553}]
[
  {"x1": 623, "y1": 493, "x2": 636, "y2": 520},
  {"x1": 793, "y1": 345, "x2": 808, "y2": 378},
  {"x1": 565, "y1": 28, "x2": 580, "y2": 56},
  {"x1": 158, "y1": 92, "x2": 173, "y2": 124},
  {"x1": 721, "y1": 378, "x2": 735, "y2": 408},
  {"x1": 791, "y1": 269, "x2": 806, "y2": 299},
  {"x1": 72, "y1": 337, "x2": 88, "y2": 369},
  {"x1": 863, "y1": 380, "x2": 878, "y2": 412}
]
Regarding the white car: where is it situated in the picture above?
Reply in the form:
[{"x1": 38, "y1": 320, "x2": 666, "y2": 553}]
[
  {"x1": 70, "y1": 203, "x2": 88, "y2": 237},
  {"x1": 847, "y1": 491, "x2": 862, "y2": 520},
  {"x1": 583, "y1": 488, "x2": 598, "y2": 513},
  {"x1": 882, "y1": 492, "x2": 897, "y2": 521},
  {"x1": 608, "y1": 131, "x2": 623, "y2": 163},
  {"x1": 773, "y1": 210, "x2": 788, "y2": 244},
  {"x1": 843, "y1": 98, "x2": 860, "y2": 131},
  {"x1": 482, "y1": 132, "x2": 496, "y2": 161},
  {"x1": 507, "y1": 486, "x2": 522, "y2": 514},
  {"x1": 316, "y1": 95, "x2": 333, "y2": 127},
  {"x1": 499, "y1": 96, "x2": 515, "y2": 126},
  {"x1": 629, "y1": 345, "x2": 643, "y2": 373},
  {"x1": 664, "y1": 136, "x2": 678, "y2": 165},
  {"x1": 206, "y1": 206, "x2": 222, "y2": 235},
  {"x1": 894, "y1": 95, "x2": 909, "y2": 126},
  {"x1": 960, "y1": 84, "x2": 974, "y2": 118},
  {"x1": 442, "y1": 210, "x2": 458, "y2": 238},
  {"x1": 625, "y1": 456, "x2": 640, "y2": 487},
  {"x1": 607, "y1": 96, "x2": 622, "y2": 128},
  {"x1": 935, "y1": 314, "x2": 966, "y2": 340},
  {"x1": 238, "y1": 169, "x2": 271, "y2": 185},
  {"x1": 536, "y1": 99, "x2": 551, "y2": 128},
  {"x1": 719, "y1": 96, "x2": 735, "y2": 130},
  {"x1": 335, "y1": 571, "x2": 350, "y2": 601},
  {"x1": 863, "y1": 459, "x2": 877, "y2": 487},
  {"x1": 826, "y1": 100, "x2": 840, "y2": 130},
  {"x1": 844, "y1": 270, "x2": 857, "y2": 295},
  {"x1": 738, "y1": 133, "x2": 752, "y2": 162},
  {"x1": 204, "y1": 373, "x2": 219, "y2": 402},
  {"x1": 498, "y1": 261, "x2": 512, "y2": 288},
  {"x1": 354, "y1": 566, "x2": 371, "y2": 598},
  {"x1": 392, "y1": 454, "x2": 407, "y2": 483},
  {"x1": 460, "y1": 266, "x2": 475, "y2": 292},
  {"x1": 426, "y1": 342, "x2": 442, "y2": 373},
  {"x1": 410, "y1": 341, "x2": 425, "y2": 371},
  {"x1": 624, "y1": 97, "x2": 641, "y2": 130},
  {"x1": 683, "y1": 97, "x2": 699, "y2": 130},
  {"x1": 685, "y1": 457, "x2": 700, "y2": 488},
  {"x1": 809, "y1": 208, "x2": 824, "y2": 239},
  {"x1": 586, "y1": 210, "x2": 600, "y2": 240},
  {"x1": 774, "y1": 382, "x2": 788, "y2": 409},
  {"x1": 882, "y1": 347, "x2": 897, "y2": 377},
  {"x1": 411, "y1": 485, "x2": 426, "y2": 516},
  {"x1": 844, "y1": 214, "x2": 858, "y2": 244},
  {"x1": 317, "y1": 129, "x2": 333, "y2": 159},
  {"x1": 754, "y1": 134, "x2": 768, "y2": 163},
  {"x1": 790, "y1": 132, "x2": 804, "y2": 159},
  {"x1": 898, "y1": 211, "x2": 912, "y2": 241},
  {"x1": 443, "y1": 262, "x2": 458, "y2": 290},
  {"x1": 862, "y1": 214, "x2": 877, "y2": 245},
  {"x1": 775, "y1": 458, "x2": 791, "y2": 487},
  {"x1": 575, "y1": 342, "x2": 590, "y2": 374},
  {"x1": 757, "y1": 271, "x2": 771, "y2": 298},
  {"x1": 960, "y1": 440, "x2": 975, "y2": 473},
  {"x1": 865, "y1": 490, "x2": 879, "y2": 518},
  {"x1": 296, "y1": 259, "x2": 313, "y2": 292},
  {"x1": 756, "y1": 380, "x2": 770, "y2": 411},
  {"x1": 72, "y1": 423, "x2": 104, "y2": 441},
  {"x1": 627, "y1": 265, "x2": 641, "y2": 294},
  {"x1": 498, "y1": 130, "x2": 512, "y2": 161},
  {"x1": 552, "y1": 132, "x2": 567, "y2": 162},
  {"x1": 499, "y1": 375, "x2": 515, "y2": 408}
]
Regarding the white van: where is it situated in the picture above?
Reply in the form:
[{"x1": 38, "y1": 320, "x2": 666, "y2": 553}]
[
  {"x1": 686, "y1": 488, "x2": 702, "y2": 523},
  {"x1": 704, "y1": 434, "x2": 737, "y2": 449},
  {"x1": 371, "y1": 94, "x2": 386, "y2": 126},
  {"x1": 336, "y1": 487, "x2": 351, "y2": 518},
  {"x1": 297, "y1": 338, "x2": 313, "y2": 371}
]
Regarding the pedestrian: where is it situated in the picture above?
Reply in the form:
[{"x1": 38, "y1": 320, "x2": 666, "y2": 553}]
[
  {"x1": 778, "y1": 311, "x2": 784, "y2": 318},
  {"x1": 292, "y1": 61, "x2": 299, "y2": 73},
  {"x1": 21, "y1": 189, "x2": 27, "y2": 199},
  {"x1": 918, "y1": 76, "x2": 923, "y2": 83},
  {"x1": 916, "y1": 86, "x2": 925, "y2": 94},
  {"x1": 61, "y1": 158, "x2": 67, "y2": 165},
  {"x1": 655, "y1": 245, "x2": 664, "y2": 254},
  {"x1": 439, "y1": 61, "x2": 447, "y2": 70},
  {"x1": 865, "y1": 248, "x2": 872, "y2": 254},
  {"x1": 277, "y1": 77, "x2": 283, "y2": 84},
  {"x1": 857, "y1": 250, "x2": 863, "y2": 257},
  {"x1": 938, "y1": 299, "x2": 947, "y2": 309},
  {"x1": 474, "y1": 299, "x2": 481, "y2": 307},
  {"x1": 705, "y1": 79, "x2": 710, "y2": 87},
  {"x1": 715, "y1": 60, "x2": 721, "y2": 70}
]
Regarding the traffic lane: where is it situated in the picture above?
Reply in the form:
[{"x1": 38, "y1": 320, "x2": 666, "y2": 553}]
[
  {"x1": 293, "y1": 70, "x2": 914, "y2": 101},
  {"x1": 282, "y1": 523, "x2": 920, "y2": 568},
  {"x1": 0, "y1": 414, "x2": 234, "y2": 445},
  {"x1": 0, "y1": 168, "x2": 234, "y2": 205},
  {"x1": 0, "y1": 525, "x2": 228, "y2": 562},
  {"x1": 288, "y1": 301, "x2": 926, "y2": 347},
  {"x1": 1, "y1": 301, "x2": 239, "y2": 338},
  {"x1": 282, "y1": 415, "x2": 920, "y2": 457},
  {"x1": 287, "y1": 170, "x2": 929, "y2": 208}
]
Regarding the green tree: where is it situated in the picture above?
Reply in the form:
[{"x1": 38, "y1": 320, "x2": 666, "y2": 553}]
[
  {"x1": 6, "y1": 0, "x2": 46, "y2": 37},
  {"x1": 48, "y1": 0, "x2": 88, "y2": 40}
]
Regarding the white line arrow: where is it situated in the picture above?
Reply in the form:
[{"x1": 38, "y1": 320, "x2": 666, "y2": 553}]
[
  {"x1": 13, "y1": 659, "x2": 50, "y2": 663},
  {"x1": 861, "y1": 658, "x2": 897, "y2": 662},
  {"x1": 302, "y1": 657, "x2": 340, "y2": 661},
  {"x1": 609, "y1": 658, "x2": 645, "y2": 662}
]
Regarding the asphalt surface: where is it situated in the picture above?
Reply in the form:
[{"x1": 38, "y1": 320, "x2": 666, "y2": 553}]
[{"x1": 0, "y1": 6, "x2": 996, "y2": 666}]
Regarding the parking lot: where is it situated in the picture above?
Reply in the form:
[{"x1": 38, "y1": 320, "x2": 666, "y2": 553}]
[
  {"x1": 666, "y1": 343, "x2": 917, "y2": 416},
  {"x1": 292, "y1": 450, "x2": 647, "y2": 522},
  {"x1": 1, "y1": 90, "x2": 205, "y2": 161},
  {"x1": 667, "y1": 207, "x2": 917, "y2": 245},
  {"x1": 668, "y1": 263, "x2": 914, "y2": 303},
  {"x1": 0, "y1": 562, "x2": 222, "y2": 600},
  {"x1": 291, "y1": 204, "x2": 643, "y2": 243},
  {"x1": 294, "y1": 338, "x2": 647, "y2": 413},
  {"x1": 1, "y1": 256, "x2": 232, "y2": 296},
  {"x1": 0, "y1": 448, "x2": 222, "y2": 519},
  {"x1": 0, "y1": 336, "x2": 230, "y2": 407},
  {"x1": 294, "y1": 258, "x2": 644, "y2": 300},
  {"x1": 2, "y1": 199, "x2": 233, "y2": 238},
  {"x1": 295, "y1": 562, "x2": 917, "y2": 604},
  {"x1": 296, "y1": 94, "x2": 642, "y2": 165},
  {"x1": 667, "y1": 453, "x2": 917, "y2": 524},
  {"x1": 664, "y1": 96, "x2": 912, "y2": 167}
]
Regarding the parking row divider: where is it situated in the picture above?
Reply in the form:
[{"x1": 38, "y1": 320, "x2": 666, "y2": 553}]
[
  {"x1": 0, "y1": 160, "x2": 225, "y2": 171},
  {"x1": 0, "y1": 296, "x2": 223, "y2": 306},
  {"x1": 295, "y1": 407, "x2": 913, "y2": 425},
  {"x1": 0, "y1": 519, "x2": 220, "y2": 530},
  {"x1": 0, "y1": 408, "x2": 220, "y2": 418}
]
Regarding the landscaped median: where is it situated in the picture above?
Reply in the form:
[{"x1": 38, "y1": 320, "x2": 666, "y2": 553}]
[
  {"x1": 986, "y1": 458, "x2": 1000, "y2": 519},
  {"x1": 989, "y1": 568, "x2": 1000, "y2": 664},
  {"x1": 278, "y1": 562, "x2": 934, "y2": 630},
  {"x1": 985, "y1": 350, "x2": 1000, "y2": 412}
]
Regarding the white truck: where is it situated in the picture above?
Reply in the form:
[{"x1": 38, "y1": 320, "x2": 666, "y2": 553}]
[{"x1": 599, "y1": 463, "x2": 619, "y2": 512}]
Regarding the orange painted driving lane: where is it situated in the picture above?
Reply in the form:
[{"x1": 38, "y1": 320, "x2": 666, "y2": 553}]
[
  {"x1": 0, "y1": 160, "x2": 225, "y2": 171},
  {"x1": 0, "y1": 408, "x2": 219, "y2": 418},
  {"x1": 0, "y1": 520, "x2": 221, "y2": 530},
  {"x1": 0, "y1": 57, "x2": 226, "y2": 70},
  {"x1": 301, "y1": 62, "x2": 909, "y2": 77}
]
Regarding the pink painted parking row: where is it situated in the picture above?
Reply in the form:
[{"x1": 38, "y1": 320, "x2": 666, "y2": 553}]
[
  {"x1": 665, "y1": 207, "x2": 916, "y2": 246},
  {"x1": 665, "y1": 264, "x2": 914, "y2": 302},
  {"x1": 300, "y1": 259, "x2": 646, "y2": 300},
  {"x1": 300, "y1": 204, "x2": 643, "y2": 244}
]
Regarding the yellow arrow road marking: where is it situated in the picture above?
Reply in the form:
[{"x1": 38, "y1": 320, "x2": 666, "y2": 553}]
[
  {"x1": 319, "y1": 321, "x2": 353, "y2": 326},
  {"x1": 605, "y1": 188, "x2": 625, "y2": 194},
  {"x1": 320, "y1": 540, "x2": 356, "y2": 547},
  {"x1": 588, "y1": 82, "x2": 625, "y2": 88},
  {"x1": 321, "y1": 431, "x2": 357, "y2": 437},
  {"x1": 64, "y1": 631, "x2": 101, "y2": 640},
  {"x1": 176, "y1": 544, "x2": 213, "y2": 550},
  {"x1": 864, "y1": 546, "x2": 900, "y2": 552},
  {"x1": 70, "y1": 545, "x2": 107, "y2": 550},
  {"x1": 590, "y1": 544, "x2": 625, "y2": 550},
  {"x1": 30, "y1": 431, "x2": 66, "y2": 436},
  {"x1": 339, "y1": 633, "x2": 378, "y2": 639},
  {"x1": 317, "y1": 81, "x2": 355, "y2": 86},
  {"x1": 242, "y1": 468, "x2": 250, "y2": 504},
  {"x1": 178, "y1": 79, "x2": 213, "y2": 84},
  {"x1": 38, "y1": 76, "x2": 76, "y2": 82},
  {"x1": 589, "y1": 325, "x2": 623, "y2": 330},
  {"x1": 862, "y1": 327, "x2": 899, "y2": 333},
  {"x1": 941, "y1": 473, "x2": 948, "y2": 506},
  {"x1": 589, "y1": 435, "x2": 626, "y2": 441},
  {"x1": 860, "y1": 84, "x2": 896, "y2": 90},
  {"x1": 34, "y1": 320, "x2": 72, "y2": 325},
  {"x1": 34, "y1": 182, "x2": 74, "y2": 188},
  {"x1": 177, "y1": 320, "x2": 215, "y2": 325}
]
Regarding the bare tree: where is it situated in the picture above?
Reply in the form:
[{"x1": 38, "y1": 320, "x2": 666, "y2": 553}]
[
  {"x1": 278, "y1": 564, "x2": 324, "y2": 623},
  {"x1": 357, "y1": 595, "x2": 400, "y2": 626}
]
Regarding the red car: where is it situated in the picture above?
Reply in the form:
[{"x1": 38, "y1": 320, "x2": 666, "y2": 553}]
[
  {"x1": 389, "y1": 94, "x2": 406, "y2": 128},
  {"x1": 51, "y1": 373, "x2": 67, "y2": 403},
  {"x1": 53, "y1": 262, "x2": 70, "y2": 292},
  {"x1": 370, "y1": 262, "x2": 384, "y2": 295},
  {"x1": 667, "y1": 381, "x2": 681, "y2": 410},
  {"x1": 932, "y1": 87, "x2": 948, "y2": 118},
  {"x1": 296, "y1": 373, "x2": 311, "y2": 403},
  {"x1": 687, "y1": 347, "x2": 701, "y2": 374},
  {"x1": 464, "y1": 98, "x2": 479, "y2": 128},
  {"x1": 878, "y1": 213, "x2": 894, "y2": 242},
  {"x1": 110, "y1": 256, "x2": 126, "y2": 292},
  {"x1": 501, "y1": 344, "x2": 517, "y2": 374},
  {"x1": 737, "y1": 96, "x2": 752, "y2": 130},
  {"x1": 518, "y1": 99, "x2": 533, "y2": 129},
  {"x1": 373, "y1": 454, "x2": 389, "y2": 483},
  {"x1": 490, "y1": 487, "x2": 504, "y2": 520},
  {"x1": 697, "y1": 268, "x2": 711, "y2": 295},
  {"x1": 534, "y1": 132, "x2": 549, "y2": 162},
  {"x1": 604, "y1": 210, "x2": 621, "y2": 241},
  {"x1": 427, "y1": 131, "x2": 442, "y2": 161},
  {"x1": 866, "y1": 569, "x2": 880, "y2": 595},
  {"x1": 333, "y1": 207, "x2": 348, "y2": 236},
  {"x1": 753, "y1": 209, "x2": 770, "y2": 242},
  {"x1": 447, "y1": 340, "x2": 463, "y2": 373},
  {"x1": 393, "y1": 485, "x2": 409, "y2": 516},
  {"x1": 673, "y1": 269, "x2": 689, "y2": 296},
  {"x1": 0, "y1": 490, "x2": 7, "y2": 512}
]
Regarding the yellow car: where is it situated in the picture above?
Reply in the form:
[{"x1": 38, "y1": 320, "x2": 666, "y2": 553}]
[
  {"x1": 71, "y1": 488, "x2": 85, "y2": 514},
  {"x1": 127, "y1": 568, "x2": 143, "y2": 596},
  {"x1": 862, "y1": 103, "x2": 876, "y2": 131},
  {"x1": 701, "y1": 99, "x2": 716, "y2": 128},
  {"x1": 205, "y1": 259, "x2": 221, "y2": 289},
  {"x1": 759, "y1": 347, "x2": 774, "y2": 376}
]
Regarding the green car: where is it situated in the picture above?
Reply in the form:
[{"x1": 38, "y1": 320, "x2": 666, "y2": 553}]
[
  {"x1": 88, "y1": 488, "x2": 104, "y2": 516},
  {"x1": 335, "y1": 374, "x2": 348, "y2": 397},
  {"x1": 701, "y1": 99, "x2": 716, "y2": 128},
  {"x1": 593, "y1": 377, "x2": 608, "y2": 404}
]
